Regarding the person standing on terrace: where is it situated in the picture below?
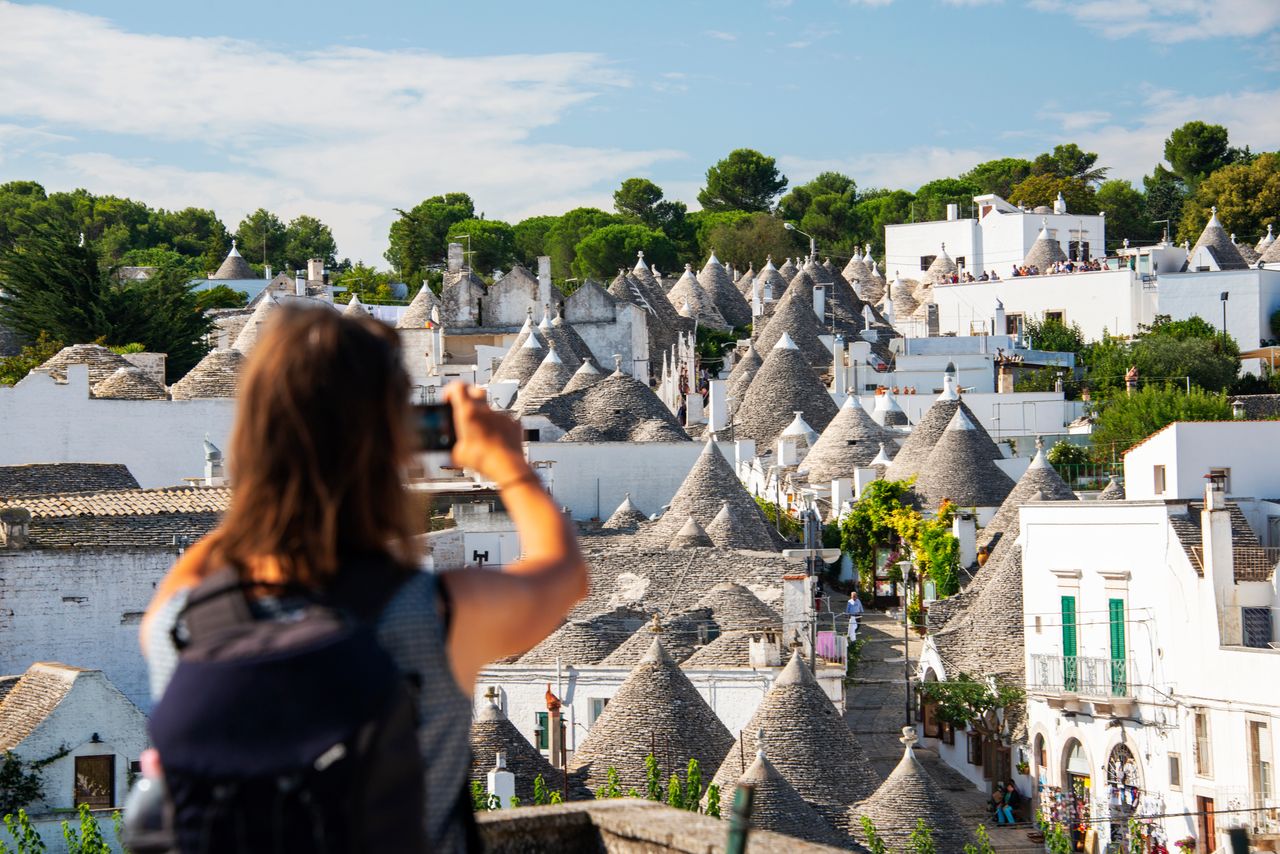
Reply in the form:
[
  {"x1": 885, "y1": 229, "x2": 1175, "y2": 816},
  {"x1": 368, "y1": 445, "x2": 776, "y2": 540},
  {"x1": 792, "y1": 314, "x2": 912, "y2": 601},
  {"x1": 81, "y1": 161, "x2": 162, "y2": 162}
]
[{"x1": 139, "y1": 306, "x2": 587, "y2": 852}]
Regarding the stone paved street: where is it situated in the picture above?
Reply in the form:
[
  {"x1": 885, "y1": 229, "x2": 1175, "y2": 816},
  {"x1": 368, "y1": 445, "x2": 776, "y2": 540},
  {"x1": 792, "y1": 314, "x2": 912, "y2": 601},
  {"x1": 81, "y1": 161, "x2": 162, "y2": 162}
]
[{"x1": 843, "y1": 610, "x2": 1042, "y2": 852}]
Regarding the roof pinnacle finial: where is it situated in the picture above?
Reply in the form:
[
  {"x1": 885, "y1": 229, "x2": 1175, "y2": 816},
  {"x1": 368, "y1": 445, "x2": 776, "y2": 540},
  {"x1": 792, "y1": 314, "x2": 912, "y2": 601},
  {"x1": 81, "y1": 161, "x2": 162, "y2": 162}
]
[
  {"x1": 484, "y1": 686, "x2": 499, "y2": 703},
  {"x1": 650, "y1": 613, "x2": 664, "y2": 634},
  {"x1": 1035, "y1": 435, "x2": 1044, "y2": 452},
  {"x1": 613, "y1": 354, "x2": 623, "y2": 373},
  {"x1": 231, "y1": 238, "x2": 237, "y2": 251},
  {"x1": 901, "y1": 726, "x2": 918, "y2": 750},
  {"x1": 637, "y1": 250, "x2": 644, "y2": 260}
]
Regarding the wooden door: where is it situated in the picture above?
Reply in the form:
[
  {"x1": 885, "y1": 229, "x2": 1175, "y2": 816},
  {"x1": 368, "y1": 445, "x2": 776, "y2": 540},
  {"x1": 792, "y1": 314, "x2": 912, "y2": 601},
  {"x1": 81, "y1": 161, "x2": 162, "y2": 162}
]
[
  {"x1": 1197, "y1": 797, "x2": 1215, "y2": 853},
  {"x1": 74, "y1": 755, "x2": 114, "y2": 809}
]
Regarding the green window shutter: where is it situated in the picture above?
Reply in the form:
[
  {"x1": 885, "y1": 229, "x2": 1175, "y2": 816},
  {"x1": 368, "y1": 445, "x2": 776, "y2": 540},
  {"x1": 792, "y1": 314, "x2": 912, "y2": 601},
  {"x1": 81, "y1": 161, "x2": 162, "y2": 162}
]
[
  {"x1": 1061, "y1": 595, "x2": 1078, "y2": 691},
  {"x1": 535, "y1": 711, "x2": 549, "y2": 750},
  {"x1": 1109, "y1": 598, "x2": 1127, "y2": 696}
]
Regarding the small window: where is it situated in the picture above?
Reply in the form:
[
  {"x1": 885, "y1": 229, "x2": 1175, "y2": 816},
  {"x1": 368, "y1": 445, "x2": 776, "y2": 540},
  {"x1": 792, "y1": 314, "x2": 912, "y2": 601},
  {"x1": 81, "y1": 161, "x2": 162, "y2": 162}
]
[
  {"x1": 1194, "y1": 710, "x2": 1213, "y2": 777},
  {"x1": 523, "y1": 429, "x2": 541, "y2": 442},
  {"x1": 1169, "y1": 753, "x2": 1182, "y2": 790},
  {"x1": 920, "y1": 255, "x2": 936, "y2": 271},
  {"x1": 1069, "y1": 240, "x2": 1091, "y2": 262},
  {"x1": 1243, "y1": 607, "x2": 1273, "y2": 649},
  {"x1": 968, "y1": 731, "x2": 983, "y2": 766},
  {"x1": 588, "y1": 698, "x2": 608, "y2": 726},
  {"x1": 534, "y1": 711, "x2": 549, "y2": 751},
  {"x1": 1044, "y1": 310, "x2": 1065, "y2": 325},
  {"x1": 1154, "y1": 465, "x2": 1166, "y2": 495},
  {"x1": 955, "y1": 256, "x2": 966, "y2": 270},
  {"x1": 1005, "y1": 312, "x2": 1025, "y2": 337},
  {"x1": 941, "y1": 720, "x2": 955, "y2": 746},
  {"x1": 1209, "y1": 467, "x2": 1231, "y2": 494}
]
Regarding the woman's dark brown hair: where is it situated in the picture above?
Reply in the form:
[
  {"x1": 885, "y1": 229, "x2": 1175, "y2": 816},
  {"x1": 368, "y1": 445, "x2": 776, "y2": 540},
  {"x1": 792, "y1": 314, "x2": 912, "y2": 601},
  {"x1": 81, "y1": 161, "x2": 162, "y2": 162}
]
[{"x1": 209, "y1": 304, "x2": 418, "y2": 585}]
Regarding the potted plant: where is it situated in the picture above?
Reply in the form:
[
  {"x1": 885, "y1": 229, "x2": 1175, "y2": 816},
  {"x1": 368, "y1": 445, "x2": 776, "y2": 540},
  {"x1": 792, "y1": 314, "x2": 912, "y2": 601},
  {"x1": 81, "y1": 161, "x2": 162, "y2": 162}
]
[
  {"x1": 1015, "y1": 760, "x2": 1030, "y2": 775},
  {"x1": 1174, "y1": 837, "x2": 1196, "y2": 854}
]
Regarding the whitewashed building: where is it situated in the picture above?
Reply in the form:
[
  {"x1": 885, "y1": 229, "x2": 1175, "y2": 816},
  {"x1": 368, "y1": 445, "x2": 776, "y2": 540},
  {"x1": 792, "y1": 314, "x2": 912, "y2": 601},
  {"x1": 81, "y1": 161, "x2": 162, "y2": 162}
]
[{"x1": 1019, "y1": 421, "x2": 1280, "y2": 852}]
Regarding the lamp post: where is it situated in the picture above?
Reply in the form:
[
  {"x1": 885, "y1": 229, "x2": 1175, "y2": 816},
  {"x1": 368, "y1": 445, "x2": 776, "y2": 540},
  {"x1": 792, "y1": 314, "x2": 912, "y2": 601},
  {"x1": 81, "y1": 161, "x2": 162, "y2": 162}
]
[
  {"x1": 783, "y1": 222, "x2": 816, "y2": 261},
  {"x1": 898, "y1": 557, "x2": 915, "y2": 728},
  {"x1": 1220, "y1": 291, "x2": 1229, "y2": 345}
]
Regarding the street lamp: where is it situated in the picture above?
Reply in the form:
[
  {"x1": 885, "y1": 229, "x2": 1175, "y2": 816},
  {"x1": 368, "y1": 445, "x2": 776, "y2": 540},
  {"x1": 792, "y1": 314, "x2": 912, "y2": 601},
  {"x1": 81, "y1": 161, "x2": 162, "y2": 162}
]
[
  {"x1": 783, "y1": 222, "x2": 816, "y2": 261},
  {"x1": 1220, "y1": 291, "x2": 1229, "y2": 344},
  {"x1": 897, "y1": 557, "x2": 916, "y2": 728}
]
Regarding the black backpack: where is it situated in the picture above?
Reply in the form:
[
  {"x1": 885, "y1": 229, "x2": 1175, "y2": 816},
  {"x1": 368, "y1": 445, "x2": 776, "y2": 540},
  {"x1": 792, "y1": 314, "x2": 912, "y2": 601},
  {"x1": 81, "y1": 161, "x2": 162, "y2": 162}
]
[{"x1": 135, "y1": 564, "x2": 428, "y2": 854}]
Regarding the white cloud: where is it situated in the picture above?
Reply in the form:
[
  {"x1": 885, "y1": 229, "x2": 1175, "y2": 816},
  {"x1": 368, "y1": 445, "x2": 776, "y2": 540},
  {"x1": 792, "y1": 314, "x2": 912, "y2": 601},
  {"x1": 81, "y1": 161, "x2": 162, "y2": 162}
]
[
  {"x1": 705, "y1": 30, "x2": 739, "y2": 41},
  {"x1": 0, "y1": 2, "x2": 683, "y2": 263},
  {"x1": 1054, "y1": 110, "x2": 1113, "y2": 132},
  {"x1": 780, "y1": 146, "x2": 999, "y2": 192},
  {"x1": 1030, "y1": 0, "x2": 1280, "y2": 43}
]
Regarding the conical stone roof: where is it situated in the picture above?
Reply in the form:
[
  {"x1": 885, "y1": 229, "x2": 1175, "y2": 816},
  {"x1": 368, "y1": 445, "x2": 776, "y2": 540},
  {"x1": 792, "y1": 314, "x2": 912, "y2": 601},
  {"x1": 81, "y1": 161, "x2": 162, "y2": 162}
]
[
  {"x1": 1262, "y1": 232, "x2": 1280, "y2": 265},
  {"x1": 170, "y1": 348, "x2": 244, "y2": 399},
  {"x1": 547, "y1": 313, "x2": 591, "y2": 366},
  {"x1": 602, "y1": 612, "x2": 711, "y2": 666},
  {"x1": 211, "y1": 240, "x2": 255, "y2": 280},
  {"x1": 1235, "y1": 235, "x2": 1260, "y2": 266},
  {"x1": 342, "y1": 294, "x2": 366, "y2": 316},
  {"x1": 694, "y1": 581, "x2": 779, "y2": 631},
  {"x1": 512, "y1": 347, "x2": 576, "y2": 415},
  {"x1": 562, "y1": 359, "x2": 604, "y2": 394},
  {"x1": 567, "y1": 638, "x2": 733, "y2": 794},
  {"x1": 518, "y1": 607, "x2": 645, "y2": 665},
  {"x1": 735, "y1": 333, "x2": 839, "y2": 450},
  {"x1": 1256, "y1": 225, "x2": 1275, "y2": 255},
  {"x1": 734, "y1": 263, "x2": 755, "y2": 299},
  {"x1": 872, "y1": 389, "x2": 908, "y2": 428},
  {"x1": 1192, "y1": 207, "x2": 1248, "y2": 270},
  {"x1": 924, "y1": 244, "x2": 958, "y2": 285},
  {"x1": 802, "y1": 396, "x2": 894, "y2": 483},
  {"x1": 37, "y1": 344, "x2": 132, "y2": 386},
  {"x1": 1024, "y1": 220, "x2": 1067, "y2": 270},
  {"x1": 532, "y1": 369, "x2": 688, "y2": 443},
  {"x1": 471, "y1": 696, "x2": 563, "y2": 803},
  {"x1": 805, "y1": 260, "x2": 866, "y2": 336},
  {"x1": 931, "y1": 544, "x2": 1026, "y2": 685},
  {"x1": 667, "y1": 265, "x2": 729, "y2": 331},
  {"x1": 842, "y1": 252, "x2": 871, "y2": 287},
  {"x1": 232, "y1": 293, "x2": 278, "y2": 354},
  {"x1": 670, "y1": 516, "x2": 714, "y2": 549},
  {"x1": 711, "y1": 651, "x2": 879, "y2": 834},
  {"x1": 913, "y1": 408, "x2": 1016, "y2": 509},
  {"x1": 646, "y1": 439, "x2": 775, "y2": 552},
  {"x1": 603, "y1": 493, "x2": 649, "y2": 530},
  {"x1": 851, "y1": 728, "x2": 970, "y2": 852},
  {"x1": 978, "y1": 441, "x2": 1076, "y2": 550},
  {"x1": 491, "y1": 332, "x2": 546, "y2": 387},
  {"x1": 396, "y1": 283, "x2": 441, "y2": 329},
  {"x1": 727, "y1": 746, "x2": 848, "y2": 848},
  {"x1": 777, "y1": 257, "x2": 798, "y2": 281},
  {"x1": 889, "y1": 275, "x2": 919, "y2": 317},
  {"x1": 755, "y1": 257, "x2": 788, "y2": 300},
  {"x1": 92, "y1": 366, "x2": 166, "y2": 400},
  {"x1": 753, "y1": 272, "x2": 834, "y2": 368},
  {"x1": 885, "y1": 387, "x2": 997, "y2": 482},
  {"x1": 1098, "y1": 475, "x2": 1125, "y2": 500},
  {"x1": 704, "y1": 499, "x2": 773, "y2": 552},
  {"x1": 698, "y1": 252, "x2": 752, "y2": 328},
  {"x1": 726, "y1": 344, "x2": 762, "y2": 417}
]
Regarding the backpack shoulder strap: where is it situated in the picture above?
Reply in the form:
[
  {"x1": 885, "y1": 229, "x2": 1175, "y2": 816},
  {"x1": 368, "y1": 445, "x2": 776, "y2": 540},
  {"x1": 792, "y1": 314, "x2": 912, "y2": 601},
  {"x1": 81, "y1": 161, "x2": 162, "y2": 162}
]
[{"x1": 171, "y1": 567, "x2": 258, "y2": 650}]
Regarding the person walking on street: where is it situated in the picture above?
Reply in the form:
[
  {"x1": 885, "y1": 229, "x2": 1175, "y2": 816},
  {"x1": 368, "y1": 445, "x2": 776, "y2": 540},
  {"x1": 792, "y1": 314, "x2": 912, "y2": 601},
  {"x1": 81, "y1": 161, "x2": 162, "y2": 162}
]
[{"x1": 845, "y1": 592, "x2": 865, "y2": 642}]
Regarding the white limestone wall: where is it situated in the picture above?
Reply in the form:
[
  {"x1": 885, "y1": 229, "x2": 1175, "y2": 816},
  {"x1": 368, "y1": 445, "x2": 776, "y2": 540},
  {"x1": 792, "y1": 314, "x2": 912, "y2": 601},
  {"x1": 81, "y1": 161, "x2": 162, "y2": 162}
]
[
  {"x1": 1124, "y1": 421, "x2": 1280, "y2": 502},
  {"x1": 476, "y1": 663, "x2": 846, "y2": 769},
  {"x1": 0, "y1": 366, "x2": 235, "y2": 488},
  {"x1": 0, "y1": 548, "x2": 173, "y2": 710},
  {"x1": 15, "y1": 671, "x2": 149, "y2": 813},
  {"x1": 1158, "y1": 268, "x2": 1280, "y2": 351},
  {"x1": 884, "y1": 219, "x2": 979, "y2": 279},
  {"x1": 525, "y1": 441, "x2": 736, "y2": 522}
]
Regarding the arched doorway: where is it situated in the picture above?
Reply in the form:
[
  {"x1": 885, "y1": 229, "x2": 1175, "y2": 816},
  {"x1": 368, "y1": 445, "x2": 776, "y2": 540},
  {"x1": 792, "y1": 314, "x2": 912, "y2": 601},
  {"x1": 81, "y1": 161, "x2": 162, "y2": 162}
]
[
  {"x1": 1034, "y1": 733, "x2": 1047, "y2": 790},
  {"x1": 1106, "y1": 743, "x2": 1142, "y2": 852},
  {"x1": 1061, "y1": 739, "x2": 1092, "y2": 851}
]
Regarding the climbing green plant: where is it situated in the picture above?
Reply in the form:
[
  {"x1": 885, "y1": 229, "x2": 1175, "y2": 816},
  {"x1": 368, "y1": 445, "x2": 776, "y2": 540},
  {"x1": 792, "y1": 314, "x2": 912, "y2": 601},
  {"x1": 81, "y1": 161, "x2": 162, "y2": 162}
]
[
  {"x1": 705, "y1": 784, "x2": 721, "y2": 819},
  {"x1": 683, "y1": 759, "x2": 703, "y2": 812},
  {"x1": 532, "y1": 774, "x2": 550, "y2": 806},
  {"x1": 918, "y1": 675, "x2": 1024, "y2": 737},
  {"x1": 840, "y1": 479, "x2": 962, "y2": 596},
  {"x1": 1, "y1": 809, "x2": 45, "y2": 853},
  {"x1": 61, "y1": 804, "x2": 110, "y2": 854},
  {"x1": 549, "y1": 791, "x2": 563, "y2": 805},
  {"x1": 664, "y1": 774, "x2": 683, "y2": 809},
  {"x1": 645, "y1": 753, "x2": 663, "y2": 801},
  {"x1": 908, "y1": 818, "x2": 936, "y2": 854},
  {"x1": 964, "y1": 824, "x2": 996, "y2": 854},
  {"x1": 595, "y1": 767, "x2": 623, "y2": 800},
  {"x1": 860, "y1": 816, "x2": 888, "y2": 854}
]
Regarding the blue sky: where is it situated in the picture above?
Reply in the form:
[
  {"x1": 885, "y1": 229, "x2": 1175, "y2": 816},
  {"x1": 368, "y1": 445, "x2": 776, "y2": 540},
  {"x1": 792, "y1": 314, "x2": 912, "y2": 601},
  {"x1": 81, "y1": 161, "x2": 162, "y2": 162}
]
[{"x1": 1, "y1": 0, "x2": 1277, "y2": 263}]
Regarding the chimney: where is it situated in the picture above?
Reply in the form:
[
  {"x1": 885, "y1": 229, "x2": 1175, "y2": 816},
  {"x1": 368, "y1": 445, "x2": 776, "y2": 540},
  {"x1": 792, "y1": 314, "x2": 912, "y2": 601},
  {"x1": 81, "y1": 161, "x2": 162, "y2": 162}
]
[
  {"x1": 294, "y1": 271, "x2": 305, "y2": 297},
  {"x1": 707, "y1": 379, "x2": 728, "y2": 433},
  {"x1": 486, "y1": 751, "x2": 516, "y2": 809},
  {"x1": 204, "y1": 437, "x2": 225, "y2": 486},
  {"x1": 307, "y1": 259, "x2": 325, "y2": 283},
  {"x1": 993, "y1": 298, "x2": 1005, "y2": 338},
  {"x1": 951, "y1": 510, "x2": 977, "y2": 568},
  {"x1": 536, "y1": 256, "x2": 552, "y2": 309},
  {"x1": 830, "y1": 478, "x2": 853, "y2": 520},
  {"x1": 781, "y1": 574, "x2": 814, "y2": 661},
  {"x1": 264, "y1": 264, "x2": 272, "y2": 281},
  {"x1": 812, "y1": 284, "x2": 826, "y2": 323},
  {"x1": 853, "y1": 467, "x2": 878, "y2": 500},
  {"x1": 734, "y1": 439, "x2": 756, "y2": 472},
  {"x1": 0, "y1": 507, "x2": 31, "y2": 549},
  {"x1": 684, "y1": 392, "x2": 705, "y2": 426},
  {"x1": 777, "y1": 433, "x2": 799, "y2": 467},
  {"x1": 1202, "y1": 472, "x2": 1240, "y2": 644},
  {"x1": 447, "y1": 242, "x2": 464, "y2": 274},
  {"x1": 946, "y1": 203, "x2": 959, "y2": 221},
  {"x1": 748, "y1": 631, "x2": 782, "y2": 668}
]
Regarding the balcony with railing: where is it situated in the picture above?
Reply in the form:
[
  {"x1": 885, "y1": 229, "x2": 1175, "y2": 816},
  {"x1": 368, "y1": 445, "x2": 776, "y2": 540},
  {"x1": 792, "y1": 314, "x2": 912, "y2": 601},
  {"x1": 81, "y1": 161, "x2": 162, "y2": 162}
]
[{"x1": 1029, "y1": 654, "x2": 1136, "y2": 713}]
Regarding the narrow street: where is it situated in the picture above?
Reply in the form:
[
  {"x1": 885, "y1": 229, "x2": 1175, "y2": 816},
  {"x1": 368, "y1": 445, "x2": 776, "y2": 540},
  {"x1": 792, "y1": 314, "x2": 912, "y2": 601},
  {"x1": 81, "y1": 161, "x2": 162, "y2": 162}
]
[{"x1": 844, "y1": 611, "x2": 1041, "y2": 852}]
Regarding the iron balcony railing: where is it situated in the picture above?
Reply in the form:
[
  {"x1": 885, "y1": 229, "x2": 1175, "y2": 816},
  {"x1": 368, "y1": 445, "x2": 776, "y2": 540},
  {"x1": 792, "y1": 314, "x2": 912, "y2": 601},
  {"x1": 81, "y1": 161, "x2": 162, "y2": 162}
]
[{"x1": 1030, "y1": 653, "x2": 1132, "y2": 698}]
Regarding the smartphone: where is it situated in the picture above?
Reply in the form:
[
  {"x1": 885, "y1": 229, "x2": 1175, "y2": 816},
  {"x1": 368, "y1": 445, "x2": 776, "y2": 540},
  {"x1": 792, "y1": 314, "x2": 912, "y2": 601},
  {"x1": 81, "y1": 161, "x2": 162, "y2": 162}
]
[{"x1": 412, "y1": 402, "x2": 456, "y2": 453}]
